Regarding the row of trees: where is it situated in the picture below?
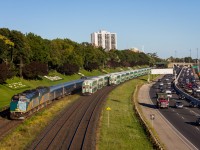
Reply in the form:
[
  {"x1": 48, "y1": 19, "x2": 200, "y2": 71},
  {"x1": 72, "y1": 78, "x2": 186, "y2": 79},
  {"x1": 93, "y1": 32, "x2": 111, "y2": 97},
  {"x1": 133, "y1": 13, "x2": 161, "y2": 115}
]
[
  {"x1": 167, "y1": 56, "x2": 197, "y2": 63},
  {"x1": 0, "y1": 28, "x2": 162, "y2": 83}
]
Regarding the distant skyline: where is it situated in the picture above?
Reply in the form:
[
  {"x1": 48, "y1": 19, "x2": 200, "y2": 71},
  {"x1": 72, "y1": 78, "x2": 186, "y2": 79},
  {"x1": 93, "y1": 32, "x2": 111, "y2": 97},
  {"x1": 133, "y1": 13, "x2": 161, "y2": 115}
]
[{"x1": 1, "y1": 0, "x2": 200, "y2": 59}]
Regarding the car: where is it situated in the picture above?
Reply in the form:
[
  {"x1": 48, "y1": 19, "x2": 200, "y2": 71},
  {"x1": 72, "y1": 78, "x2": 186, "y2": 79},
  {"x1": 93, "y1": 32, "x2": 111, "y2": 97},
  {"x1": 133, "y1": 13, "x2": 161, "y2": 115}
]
[
  {"x1": 189, "y1": 101, "x2": 199, "y2": 108},
  {"x1": 159, "y1": 82, "x2": 164, "y2": 86},
  {"x1": 180, "y1": 83, "x2": 185, "y2": 88},
  {"x1": 179, "y1": 94, "x2": 185, "y2": 100},
  {"x1": 185, "y1": 88, "x2": 192, "y2": 93},
  {"x1": 170, "y1": 88, "x2": 176, "y2": 94},
  {"x1": 175, "y1": 101, "x2": 184, "y2": 108},
  {"x1": 196, "y1": 117, "x2": 200, "y2": 126},
  {"x1": 165, "y1": 78, "x2": 169, "y2": 82},
  {"x1": 160, "y1": 88, "x2": 165, "y2": 93},
  {"x1": 165, "y1": 90, "x2": 172, "y2": 98}
]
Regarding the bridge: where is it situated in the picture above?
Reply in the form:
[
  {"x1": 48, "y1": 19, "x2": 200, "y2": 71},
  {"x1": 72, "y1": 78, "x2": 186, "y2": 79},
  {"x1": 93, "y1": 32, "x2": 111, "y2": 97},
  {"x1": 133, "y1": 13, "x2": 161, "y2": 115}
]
[{"x1": 168, "y1": 62, "x2": 195, "y2": 68}]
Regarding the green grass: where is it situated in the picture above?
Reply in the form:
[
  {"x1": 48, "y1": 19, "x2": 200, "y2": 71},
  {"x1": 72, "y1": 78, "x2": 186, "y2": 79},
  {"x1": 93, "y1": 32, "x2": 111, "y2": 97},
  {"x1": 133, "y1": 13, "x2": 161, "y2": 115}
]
[
  {"x1": 97, "y1": 76, "x2": 154, "y2": 150},
  {"x1": 0, "y1": 67, "x2": 151, "y2": 109},
  {"x1": 0, "y1": 69, "x2": 106, "y2": 109}
]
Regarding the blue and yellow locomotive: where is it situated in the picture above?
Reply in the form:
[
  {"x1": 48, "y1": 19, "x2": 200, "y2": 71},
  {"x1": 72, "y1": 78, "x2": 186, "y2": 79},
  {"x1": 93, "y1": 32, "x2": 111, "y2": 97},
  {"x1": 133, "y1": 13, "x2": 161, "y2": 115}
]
[{"x1": 10, "y1": 79, "x2": 84, "y2": 119}]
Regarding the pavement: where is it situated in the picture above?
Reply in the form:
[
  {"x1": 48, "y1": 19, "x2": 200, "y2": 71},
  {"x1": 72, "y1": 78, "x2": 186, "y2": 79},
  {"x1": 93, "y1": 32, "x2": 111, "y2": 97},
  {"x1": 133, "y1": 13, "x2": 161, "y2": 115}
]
[{"x1": 137, "y1": 83, "x2": 197, "y2": 150}]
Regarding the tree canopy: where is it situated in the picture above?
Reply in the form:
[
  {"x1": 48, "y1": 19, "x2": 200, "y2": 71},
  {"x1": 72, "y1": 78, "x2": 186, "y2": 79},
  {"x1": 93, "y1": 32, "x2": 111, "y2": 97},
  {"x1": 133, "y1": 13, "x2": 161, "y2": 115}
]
[{"x1": 0, "y1": 28, "x2": 164, "y2": 81}]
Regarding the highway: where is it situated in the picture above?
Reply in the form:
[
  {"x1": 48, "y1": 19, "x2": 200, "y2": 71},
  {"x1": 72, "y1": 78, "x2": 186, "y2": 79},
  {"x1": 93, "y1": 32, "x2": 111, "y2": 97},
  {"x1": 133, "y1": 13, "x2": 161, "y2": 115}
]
[{"x1": 149, "y1": 67, "x2": 200, "y2": 149}]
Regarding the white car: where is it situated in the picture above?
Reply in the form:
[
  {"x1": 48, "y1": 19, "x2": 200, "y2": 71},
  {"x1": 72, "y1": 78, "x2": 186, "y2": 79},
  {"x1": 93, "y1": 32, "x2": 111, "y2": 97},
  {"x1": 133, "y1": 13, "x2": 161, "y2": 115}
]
[
  {"x1": 175, "y1": 101, "x2": 184, "y2": 108},
  {"x1": 165, "y1": 90, "x2": 172, "y2": 98},
  {"x1": 159, "y1": 82, "x2": 164, "y2": 86}
]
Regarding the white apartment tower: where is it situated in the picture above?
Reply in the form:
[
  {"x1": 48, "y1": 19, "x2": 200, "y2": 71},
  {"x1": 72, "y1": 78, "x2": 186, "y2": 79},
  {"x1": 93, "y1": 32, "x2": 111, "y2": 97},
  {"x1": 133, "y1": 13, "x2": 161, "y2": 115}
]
[{"x1": 91, "y1": 30, "x2": 117, "y2": 51}]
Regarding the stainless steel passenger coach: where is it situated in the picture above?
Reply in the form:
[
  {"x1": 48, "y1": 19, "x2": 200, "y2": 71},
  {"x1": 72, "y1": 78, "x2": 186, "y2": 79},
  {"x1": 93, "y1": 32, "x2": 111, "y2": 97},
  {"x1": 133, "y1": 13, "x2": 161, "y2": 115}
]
[{"x1": 82, "y1": 67, "x2": 151, "y2": 95}]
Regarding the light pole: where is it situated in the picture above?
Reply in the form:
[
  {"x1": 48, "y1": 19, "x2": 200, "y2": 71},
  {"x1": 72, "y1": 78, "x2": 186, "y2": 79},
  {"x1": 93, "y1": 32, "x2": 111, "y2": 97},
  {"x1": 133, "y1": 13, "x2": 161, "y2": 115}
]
[
  {"x1": 174, "y1": 50, "x2": 177, "y2": 62},
  {"x1": 197, "y1": 48, "x2": 199, "y2": 72}
]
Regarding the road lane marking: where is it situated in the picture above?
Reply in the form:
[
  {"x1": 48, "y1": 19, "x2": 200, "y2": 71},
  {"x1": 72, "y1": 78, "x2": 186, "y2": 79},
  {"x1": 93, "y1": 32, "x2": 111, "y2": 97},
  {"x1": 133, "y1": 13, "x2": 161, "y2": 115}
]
[{"x1": 189, "y1": 110, "x2": 200, "y2": 116}]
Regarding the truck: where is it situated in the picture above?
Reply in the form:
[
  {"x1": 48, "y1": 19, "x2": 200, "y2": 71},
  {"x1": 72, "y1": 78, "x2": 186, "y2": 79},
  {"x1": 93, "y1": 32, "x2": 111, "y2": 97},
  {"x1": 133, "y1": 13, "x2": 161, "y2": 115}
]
[{"x1": 156, "y1": 93, "x2": 170, "y2": 109}]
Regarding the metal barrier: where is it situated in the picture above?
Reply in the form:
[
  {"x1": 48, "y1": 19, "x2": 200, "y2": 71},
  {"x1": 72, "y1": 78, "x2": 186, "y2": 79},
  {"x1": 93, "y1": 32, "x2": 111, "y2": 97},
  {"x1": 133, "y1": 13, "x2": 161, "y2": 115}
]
[{"x1": 174, "y1": 67, "x2": 200, "y2": 104}]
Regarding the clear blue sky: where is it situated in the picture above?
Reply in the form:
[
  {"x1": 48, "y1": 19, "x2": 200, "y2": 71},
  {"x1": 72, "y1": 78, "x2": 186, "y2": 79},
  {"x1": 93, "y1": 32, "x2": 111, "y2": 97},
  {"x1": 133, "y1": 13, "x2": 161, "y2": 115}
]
[{"x1": 1, "y1": 0, "x2": 200, "y2": 59}]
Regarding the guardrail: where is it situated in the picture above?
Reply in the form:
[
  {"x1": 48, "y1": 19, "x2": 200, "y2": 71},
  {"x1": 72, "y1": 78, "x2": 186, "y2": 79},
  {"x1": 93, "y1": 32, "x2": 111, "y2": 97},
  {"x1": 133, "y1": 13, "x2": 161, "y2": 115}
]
[
  {"x1": 174, "y1": 67, "x2": 200, "y2": 104},
  {"x1": 134, "y1": 84, "x2": 163, "y2": 149}
]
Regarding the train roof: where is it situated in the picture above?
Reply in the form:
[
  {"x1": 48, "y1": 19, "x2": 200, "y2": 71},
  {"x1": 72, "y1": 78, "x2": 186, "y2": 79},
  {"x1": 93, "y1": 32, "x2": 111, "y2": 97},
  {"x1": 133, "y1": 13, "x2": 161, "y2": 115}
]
[
  {"x1": 83, "y1": 78, "x2": 97, "y2": 82},
  {"x1": 36, "y1": 86, "x2": 50, "y2": 95},
  {"x1": 19, "y1": 89, "x2": 39, "y2": 100},
  {"x1": 50, "y1": 79, "x2": 84, "y2": 92}
]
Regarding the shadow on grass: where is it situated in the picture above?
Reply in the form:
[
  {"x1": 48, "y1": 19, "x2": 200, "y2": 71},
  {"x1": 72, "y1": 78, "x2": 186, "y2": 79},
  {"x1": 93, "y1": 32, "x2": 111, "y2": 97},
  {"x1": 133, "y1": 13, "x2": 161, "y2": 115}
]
[
  {"x1": 139, "y1": 78, "x2": 148, "y2": 82},
  {"x1": 138, "y1": 102, "x2": 157, "y2": 109},
  {"x1": 0, "y1": 108, "x2": 10, "y2": 119},
  {"x1": 126, "y1": 125, "x2": 133, "y2": 129},
  {"x1": 111, "y1": 99, "x2": 121, "y2": 103}
]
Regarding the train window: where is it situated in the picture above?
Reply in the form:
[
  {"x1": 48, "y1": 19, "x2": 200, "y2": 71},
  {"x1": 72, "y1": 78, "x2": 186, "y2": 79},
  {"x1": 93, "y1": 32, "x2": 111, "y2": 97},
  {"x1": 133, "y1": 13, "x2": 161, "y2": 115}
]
[
  {"x1": 12, "y1": 95, "x2": 19, "y2": 101},
  {"x1": 20, "y1": 99, "x2": 27, "y2": 102}
]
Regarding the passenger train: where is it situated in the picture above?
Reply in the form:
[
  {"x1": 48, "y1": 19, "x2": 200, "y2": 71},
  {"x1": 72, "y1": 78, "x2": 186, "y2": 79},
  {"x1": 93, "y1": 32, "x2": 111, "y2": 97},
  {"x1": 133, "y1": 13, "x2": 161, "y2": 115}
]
[
  {"x1": 10, "y1": 67, "x2": 151, "y2": 119},
  {"x1": 82, "y1": 68, "x2": 150, "y2": 95}
]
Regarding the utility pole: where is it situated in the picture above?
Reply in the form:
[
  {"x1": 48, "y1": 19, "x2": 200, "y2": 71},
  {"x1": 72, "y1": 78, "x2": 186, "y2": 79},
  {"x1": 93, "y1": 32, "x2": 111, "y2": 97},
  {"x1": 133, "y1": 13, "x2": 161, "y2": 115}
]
[
  {"x1": 197, "y1": 48, "x2": 199, "y2": 72},
  {"x1": 189, "y1": 49, "x2": 191, "y2": 63},
  {"x1": 174, "y1": 50, "x2": 177, "y2": 62}
]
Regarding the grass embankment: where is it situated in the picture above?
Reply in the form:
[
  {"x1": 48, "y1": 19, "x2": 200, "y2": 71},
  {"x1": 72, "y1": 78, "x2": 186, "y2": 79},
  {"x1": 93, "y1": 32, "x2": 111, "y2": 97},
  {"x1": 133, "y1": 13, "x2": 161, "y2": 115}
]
[
  {"x1": 0, "y1": 67, "x2": 132, "y2": 149},
  {"x1": 97, "y1": 75, "x2": 157, "y2": 150},
  {"x1": 0, "y1": 94, "x2": 79, "y2": 150},
  {"x1": 0, "y1": 68, "x2": 125, "y2": 109}
]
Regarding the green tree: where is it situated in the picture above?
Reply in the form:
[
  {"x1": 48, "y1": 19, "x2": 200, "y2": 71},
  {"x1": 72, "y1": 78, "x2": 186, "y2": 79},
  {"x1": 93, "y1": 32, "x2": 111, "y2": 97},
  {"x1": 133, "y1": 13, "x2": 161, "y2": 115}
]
[
  {"x1": 0, "y1": 33, "x2": 14, "y2": 63},
  {"x1": 26, "y1": 33, "x2": 50, "y2": 63},
  {"x1": 9, "y1": 30, "x2": 31, "y2": 64},
  {"x1": 49, "y1": 38, "x2": 74, "y2": 69}
]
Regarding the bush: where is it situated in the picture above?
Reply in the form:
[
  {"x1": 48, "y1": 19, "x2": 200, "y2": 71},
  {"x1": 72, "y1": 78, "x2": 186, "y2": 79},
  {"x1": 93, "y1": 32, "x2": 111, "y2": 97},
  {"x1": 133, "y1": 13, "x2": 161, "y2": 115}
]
[
  {"x1": 58, "y1": 63, "x2": 79, "y2": 75},
  {"x1": 22, "y1": 61, "x2": 48, "y2": 79},
  {"x1": 0, "y1": 63, "x2": 14, "y2": 84},
  {"x1": 84, "y1": 62, "x2": 99, "y2": 71}
]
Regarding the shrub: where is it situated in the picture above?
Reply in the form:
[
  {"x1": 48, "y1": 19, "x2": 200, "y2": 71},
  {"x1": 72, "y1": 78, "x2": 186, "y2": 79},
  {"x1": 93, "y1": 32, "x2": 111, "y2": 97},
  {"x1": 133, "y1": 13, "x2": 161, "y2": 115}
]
[
  {"x1": 22, "y1": 61, "x2": 48, "y2": 79},
  {"x1": 84, "y1": 62, "x2": 99, "y2": 72},
  {"x1": 58, "y1": 63, "x2": 79, "y2": 75},
  {"x1": 0, "y1": 63, "x2": 14, "y2": 84}
]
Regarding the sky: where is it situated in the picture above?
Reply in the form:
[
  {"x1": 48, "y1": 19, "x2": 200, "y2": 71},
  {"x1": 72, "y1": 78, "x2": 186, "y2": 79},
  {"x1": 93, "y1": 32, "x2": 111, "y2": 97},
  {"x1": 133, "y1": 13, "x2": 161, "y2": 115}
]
[{"x1": 1, "y1": 0, "x2": 200, "y2": 59}]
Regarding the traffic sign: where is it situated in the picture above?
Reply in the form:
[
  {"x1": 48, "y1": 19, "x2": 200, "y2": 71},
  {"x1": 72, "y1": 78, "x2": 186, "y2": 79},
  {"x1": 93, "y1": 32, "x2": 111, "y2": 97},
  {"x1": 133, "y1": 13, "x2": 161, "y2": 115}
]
[
  {"x1": 106, "y1": 107, "x2": 111, "y2": 111},
  {"x1": 106, "y1": 107, "x2": 111, "y2": 127}
]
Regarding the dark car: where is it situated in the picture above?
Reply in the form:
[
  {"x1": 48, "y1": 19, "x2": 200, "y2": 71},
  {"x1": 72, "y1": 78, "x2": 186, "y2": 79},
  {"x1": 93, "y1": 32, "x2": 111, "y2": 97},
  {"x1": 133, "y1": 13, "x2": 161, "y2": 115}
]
[
  {"x1": 170, "y1": 88, "x2": 176, "y2": 94},
  {"x1": 189, "y1": 101, "x2": 199, "y2": 108},
  {"x1": 159, "y1": 88, "x2": 165, "y2": 93},
  {"x1": 179, "y1": 94, "x2": 185, "y2": 100},
  {"x1": 196, "y1": 117, "x2": 200, "y2": 126},
  {"x1": 175, "y1": 101, "x2": 184, "y2": 108}
]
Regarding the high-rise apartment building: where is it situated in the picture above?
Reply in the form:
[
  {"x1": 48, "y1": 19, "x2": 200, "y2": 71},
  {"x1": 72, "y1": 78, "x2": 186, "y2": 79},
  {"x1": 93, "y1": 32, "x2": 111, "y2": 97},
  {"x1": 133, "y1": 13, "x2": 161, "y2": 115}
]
[{"x1": 91, "y1": 30, "x2": 117, "y2": 51}]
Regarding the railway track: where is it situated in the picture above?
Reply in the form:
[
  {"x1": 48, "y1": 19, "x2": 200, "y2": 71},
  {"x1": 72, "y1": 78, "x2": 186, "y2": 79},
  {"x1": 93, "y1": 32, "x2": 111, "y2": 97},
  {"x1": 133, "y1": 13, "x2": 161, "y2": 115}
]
[
  {"x1": 28, "y1": 86, "x2": 115, "y2": 150},
  {"x1": 0, "y1": 108, "x2": 22, "y2": 140}
]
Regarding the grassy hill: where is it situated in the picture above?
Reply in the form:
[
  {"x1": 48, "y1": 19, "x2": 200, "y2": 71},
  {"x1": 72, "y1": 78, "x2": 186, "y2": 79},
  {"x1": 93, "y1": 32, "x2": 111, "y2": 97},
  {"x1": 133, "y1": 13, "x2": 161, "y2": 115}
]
[{"x1": 0, "y1": 67, "x2": 127, "y2": 109}]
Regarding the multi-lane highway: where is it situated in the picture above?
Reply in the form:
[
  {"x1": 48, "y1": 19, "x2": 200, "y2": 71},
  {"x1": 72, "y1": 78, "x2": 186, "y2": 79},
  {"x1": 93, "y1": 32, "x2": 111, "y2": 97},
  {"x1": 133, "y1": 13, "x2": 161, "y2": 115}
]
[{"x1": 150, "y1": 66, "x2": 200, "y2": 149}]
